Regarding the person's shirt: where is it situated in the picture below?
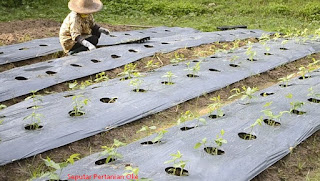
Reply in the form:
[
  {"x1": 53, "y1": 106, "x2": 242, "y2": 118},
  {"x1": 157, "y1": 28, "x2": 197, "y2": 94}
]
[{"x1": 59, "y1": 11, "x2": 95, "y2": 53}]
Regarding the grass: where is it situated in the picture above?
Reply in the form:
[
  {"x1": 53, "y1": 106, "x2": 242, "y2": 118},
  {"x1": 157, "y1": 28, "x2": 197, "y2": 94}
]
[{"x1": 0, "y1": 0, "x2": 320, "y2": 33}]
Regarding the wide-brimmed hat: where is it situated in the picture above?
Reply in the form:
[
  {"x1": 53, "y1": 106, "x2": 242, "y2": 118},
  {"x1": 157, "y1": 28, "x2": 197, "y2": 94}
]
[{"x1": 68, "y1": 0, "x2": 103, "y2": 14}]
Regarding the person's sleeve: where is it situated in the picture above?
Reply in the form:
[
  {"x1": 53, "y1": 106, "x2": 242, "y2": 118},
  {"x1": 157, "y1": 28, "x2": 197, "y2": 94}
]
[{"x1": 70, "y1": 15, "x2": 83, "y2": 42}]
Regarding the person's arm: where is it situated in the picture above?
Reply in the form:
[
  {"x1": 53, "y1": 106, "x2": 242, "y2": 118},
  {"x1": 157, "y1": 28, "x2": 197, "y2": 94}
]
[
  {"x1": 70, "y1": 14, "x2": 96, "y2": 50},
  {"x1": 92, "y1": 24, "x2": 110, "y2": 35}
]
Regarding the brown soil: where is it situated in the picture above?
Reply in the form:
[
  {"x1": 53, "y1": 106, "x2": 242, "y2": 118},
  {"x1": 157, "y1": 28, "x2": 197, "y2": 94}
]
[{"x1": 0, "y1": 19, "x2": 319, "y2": 181}]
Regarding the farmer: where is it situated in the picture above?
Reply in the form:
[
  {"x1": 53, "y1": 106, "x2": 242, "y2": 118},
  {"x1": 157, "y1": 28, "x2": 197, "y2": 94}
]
[{"x1": 59, "y1": 0, "x2": 110, "y2": 55}]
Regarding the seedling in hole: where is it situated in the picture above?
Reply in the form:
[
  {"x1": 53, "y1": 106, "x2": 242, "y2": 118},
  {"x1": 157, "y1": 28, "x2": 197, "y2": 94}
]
[
  {"x1": 177, "y1": 110, "x2": 194, "y2": 126},
  {"x1": 118, "y1": 63, "x2": 138, "y2": 79},
  {"x1": 194, "y1": 129, "x2": 227, "y2": 155},
  {"x1": 152, "y1": 130, "x2": 168, "y2": 143},
  {"x1": 145, "y1": 60, "x2": 160, "y2": 69},
  {"x1": 100, "y1": 139, "x2": 126, "y2": 164},
  {"x1": 70, "y1": 95, "x2": 89, "y2": 116},
  {"x1": 164, "y1": 151, "x2": 188, "y2": 176},
  {"x1": 245, "y1": 41, "x2": 257, "y2": 61},
  {"x1": 290, "y1": 101, "x2": 305, "y2": 113},
  {"x1": 185, "y1": 61, "x2": 201, "y2": 77},
  {"x1": 24, "y1": 90, "x2": 43, "y2": 129},
  {"x1": 273, "y1": 32, "x2": 281, "y2": 41},
  {"x1": 242, "y1": 117, "x2": 263, "y2": 140},
  {"x1": 162, "y1": 71, "x2": 177, "y2": 85},
  {"x1": 137, "y1": 125, "x2": 157, "y2": 136},
  {"x1": 262, "y1": 102, "x2": 289, "y2": 125},
  {"x1": 229, "y1": 39, "x2": 241, "y2": 53},
  {"x1": 278, "y1": 73, "x2": 295, "y2": 87},
  {"x1": 0, "y1": 104, "x2": 6, "y2": 110},
  {"x1": 208, "y1": 95, "x2": 224, "y2": 118},
  {"x1": 41, "y1": 154, "x2": 80, "y2": 180},
  {"x1": 229, "y1": 55, "x2": 240, "y2": 64},
  {"x1": 228, "y1": 86, "x2": 259, "y2": 104},
  {"x1": 170, "y1": 52, "x2": 185, "y2": 63},
  {"x1": 123, "y1": 166, "x2": 151, "y2": 181},
  {"x1": 130, "y1": 78, "x2": 144, "y2": 92},
  {"x1": 308, "y1": 87, "x2": 320, "y2": 98}
]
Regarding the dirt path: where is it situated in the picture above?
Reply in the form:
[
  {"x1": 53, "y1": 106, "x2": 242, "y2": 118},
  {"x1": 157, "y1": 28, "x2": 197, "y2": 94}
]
[{"x1": 0, "y1": 19, "x2": 319, "y2": 181}]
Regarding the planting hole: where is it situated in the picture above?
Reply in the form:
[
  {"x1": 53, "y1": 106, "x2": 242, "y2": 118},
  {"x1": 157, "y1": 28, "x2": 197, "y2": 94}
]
[
  {"x1": 209, "y1": 114, "x2": 225, "y2": 119},
  {"x1": 186, "y1": 74, "x2": 199, "y2": 78},
  {"x1": 280, "y1": 47, "x2": 289, "y2": 50},
  {"x1": 165, "y1": 29, "x2": 170, "y2": 32},
  {"x1": 165, "y1": 167, "x2": 189, "y2": 176},
  {"x1": 161, "y1": 42, "x2": 170, "y2": 44},
  {"x1": 238, "y1": 132, "x2": 257, "y2": 140},
  {"x1": 120, "y1": 77, "x2": 131, "y2": 81},
  {"x1": 192, "y1": 60, "x2": 199, "y2": 63},
  {"x1": 15, "y1": 76, "x2": 28, "y2": 80},
  {"x1": 91, "y1": 59, "x2": 101, "y2": 63},
  {"x1": 70, "y1": 64, "x2": 82, "y2": 67},
  {"x1": 204, "y1": 147, "x2": 225, "y2": 155},
  {"x1": 230, "y1": 34, "x2": 235, "y2": 36},
  {"x1": 19, "y1": 47, "x2": 29, "y2": 50},
  {"x1": 140, "y1": 141, "x2": 160, "y2": 145},
  {"x1": 298, "y1": 76, "x2": 311, "y2": 80},
  {"x1": 39, "y1": 44, "x2": 48, "y2": 47},
  {"x1": 24, "y1": 124, "x2": 43, "y2": 130},
  {"x1": 111, "y1": 54, "x2": 121, "y2": 59},
  {"x1": 250, "y1": 31, "x2": 256, "y2": 33},
  {"x1": 92, "y1": 86, "x2": 101, "y2": 89},
  {"x1": 144, "y1": 45, "x2": 154, "y2": 48},
  {"x1": 0, "y1": 52, "x2": 4, "y2": 54},
  {"x1": 263, "y1": 119, "x2": 281, "y2": 126},
  {"x1": 68, "y1": 110, "x2": 85, "y2": 117},
  {"x1": 95, "y1": 158, "x2": 116, "y2": 165},
  {"x1": 264, "y1": 53, "x2": 272, "y2": 56},
  {"x1": 0, "y1": 115, "x2": 6, "y2": 119},
  {"x1": 64, "y1": 94, "x2": 74, "y2": 98},
  {"x1": 132, "y1": 89, "x2": 147, "y2": 93},
  {"x1": 128, "y1": 49, "x2": 138, "y2": 53},
  {"x1": 260, "y1": 92, "x2": 274, "y2": 97},
  {"x1": 291, "y1": 109, "x2": 306, "y2": 115},
  {"x1": 180, "y1": 126, "x2": 195, "y2": 131},
  {"x1": 161, "y1": 81, "x2": 174, "y2": 85},
  {"x1": 110, "y1": 35, "x2": 117, "y2": 37},
  {"x1": 46, "y1": 71, "x2": 57, "y2": 75},
  {"x1": 308, "y1": 98, "x2": 320, "y2": 103},
  {"x1": 100, "y1": 97, "x2": 117, "y2": 103},
  {"x1": 247, "y1": 58, "x2": 258, "y2": 62},
  {"x1": 279, "y1": 84, "x2": 292, "y2": 88},
  {"x1": 172, "y1": 64, "x2": 179, "y2": 66},
  {"x1": 211, "y1": 56, "x2": 218, "y2": 58},
  {"x1": 124, "y1": 33, "x2": 131, "y2": 36},
  {"x1": 229, "y1": 64, "x2": 240, "y2": 67},
  {"x1": 151, "y1": 31, "x2": 157, "y2": 33},
  {"x1": 209, "y1": 68, "x2": 221, "y2": 72}
]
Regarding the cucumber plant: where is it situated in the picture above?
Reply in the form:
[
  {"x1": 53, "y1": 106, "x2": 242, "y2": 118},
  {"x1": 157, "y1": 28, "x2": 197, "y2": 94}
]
[
  {"x1": 164, "y1": 151, "x2": 188, "y2": 176},
  {"x1": 185, "y1": 61, "x2": 201, "y2": 77},
  {"x1": 245, "y1": 41, "x2": 257, "y2": 61},
  {"x1": 208, "y1": 95, "x2": 224, "y2": 118},
  {"x1": 123, "y1": 166, "x2": 151, "y2": 181},
  {"x1": 162, "y1": 71, "x2": 177, "y2": 85},
  {"x1": 130, "y1": 78, "x2": 144, "y2": 92},
  {"x1": 194, "y1": 129, "x2": 227, "y2": 155},
  {"x1": 24, "y1": 90, "x2": 43, "y2": 130},
  {"x1": 278, "y1": 73, "x2": 295, "y2": 87},
  {"x1": 228, "y1": 86, "x2": 259, "y2": 104},
  {"x1": 100, "y1": 139, "x2": 126, "y2": 164},
  {"x1": 118, "y1": 63, "x2": 138, "y2": 80},
  {"x1": 69, "y1": 95, "x2": 89, "y2": 117}
]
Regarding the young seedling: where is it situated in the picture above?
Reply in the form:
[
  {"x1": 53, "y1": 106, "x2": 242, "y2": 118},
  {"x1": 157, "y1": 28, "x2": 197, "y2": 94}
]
[
  {"x1": 162, "y1": 71, "x2": 177, "y2": 85},
  {"x1": 240, "y1": 116, "x2": 263, "y2": 140},
  {"x1": 308, "y1": 87, "x2": 320, "y2": 98},
  {"x1": 41, "y1": 154, "x2": 80, "y2": 180},
  {"x1": 123, "y1": 166, "x2": 151, "y2": 181},
  {"x1": 100, "y1": 139, "x2": 126, "y2": 164},
  {"x1": 164, "y1": 151, "x2": 188, "y2": 176},
  {"x1": 118, "y1": 63, "x2": 138, "y2": 80},
  {"x1": 185, "y1": 61, "x2": 201, "y2": 77},
  {"x1": 0, "y1": 104, "x2": 6, "y2": 110},
  {"x1": 278, "y1": 73, "x2": 295, "y2": 87},
  {"x1": 245, "y1": 41, "x2": 257, "y2": 61},
  {"x1": 152, "y1": 130, "x2": 168, "y2": 143},
  {"x1": 144, "y1": 60, "x2": 160, "y2": 69},
  {"x1": 137, "y1": 125, "x2": 157, "y2": 136},
  {"x1": 228, "y1": 86, "x2": 259, "y2": 104},
  {"x1": 286, "y1": 94, "x2": 306, "y2": 114},
  {"x1": 170, "y1": 52, "x2": 185, "y2": 63},
  {"x1": 177, "y1": 110, "x2": 194, "y2": 126},
  {"x1": 281, "y1": 39, "x2": 289, "y2": 49},
  {"x1": 208, "y1": 95, "x2": 224, "y2": 118},
  {"x1": 229, "y1": 55, "x2": 240, "y2": 64},
  {"x1": 194, "y1": 129, "x2": 227, "y2": 155},
  {"x1": 130, "y1": 78, "x2": 144, "y2": 92},
  {"x1": 69, "y1": 95, "x2": 89, "y2": 116},
  {"x1": 94, "y1": 72, "x2": 109, "y2": 83},
  {"x1": 24, "y1": 90, "x2": 43, "y2": 130}
]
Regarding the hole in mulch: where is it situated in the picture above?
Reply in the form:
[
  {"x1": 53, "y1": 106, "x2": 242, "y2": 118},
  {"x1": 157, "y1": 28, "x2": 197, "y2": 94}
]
[
  {"x1": 192, "y1": 60, "x2": 199, "y2": 63},
  {"x1": 298, "y1": 75, "x2": 311, "y2": 80},
  {"x1": 308, "y1": 98, "x2": 320, "y2": 103},
  {"x1": 264, "y1": 53, "x2": 272, "y2": 56},
  {"x1": 204, "y1": 147, "x2": 225, "y2": 155},
  {"x1": 15, "y1": 76, "x2": 28, "y2": 80},
  {"x1": 291, "y1": 109, "x2": 306, "y2": 115},
  {"x1": 46, "y1": 71, "x2": 57, "y2": 75},
  {"x1": 209, "y1": 68, "x2": 221, "y2": 72},
  {"x1": 186, "y1": 74, "x2": 199, "y2": 78},
  {"x1": 91, "y1": 59, "x2": 101, "y2": 63},
  {"x1": 172, "y1": 64, "x2": 179, "y2": 66},
  {"x1": 39, "y1": 44, "x2": 48, "y2": 47},
  {"x1": 279, "y1": 84, "x2": 293, "y2": 88},
  {"x1": 120, "y1": 77, "x2": 132, "y2": 81},
  {"x1": 165, "y1": 29, "x2": 171, "y2": 32},
  {"x1": 161, "y1": 81, "x2": 174, "y2": 85},
  {"x1": 151, "y1": 31, "x2": 157, "y2": 33},
  {"x1": 211, "y1": 56, "x2": 218, "y2": 58},
  {"x1": 100, "y1": 97, "x2": 117, "y2": 103},
  {"x1": 111, "y1": 55, "x2": 121, "y2": 59},
  {"x1": 128, "y1": 49, "x2": 138, "y2": 53},
  {"x1": 260, "y1": 92, "x2": 274, "y2": 97},
  {"x1": 238, "y1": 132, "x2": 257, "y2": 140},
  {"x1": 70, "y1": 64, "x2": 82, "y2": 67},
  {"x1": 161, "y1": 42, "x2": 170, "y2": 44},
  {"x1": 64, "y1": 94, "x2": 74, "y2": 98},
  {"x1": 144, "y1": 45, "x2": 154, "y2": 48},
  {"x1": 110, "y1": 35, "x2": 117, "y2": 37},
  {"x1": 280, "y1": 47, "x2": 289, "y2": 50},
  {"x1": 0, "y1": 115, "x2": 6, "y2": 119},
  {"x1": 247, "y1": 58, "x2": 258, "y2": 62},
  {"x1": 24, "y1": 123, "x2": 43, "y2": 130},
  {"x1": 209, "y1": 114, "x2": 225, "y2": 119},
  {"x1": 230, "y1": 34, "x2": 235, "y2": 36},
  {"x1": 27, "y1": 106, "x2": 37, "y2": 109},
  {"x1": 19, "y1": 47, "x2": 29, "y2": 50},
  {"x1": 140, "y1": 141, "x2": 160, "y2": 145},
  {"x1": 0, "y1": 52, "x2": 3, "y2": 54},
  {"x1": 139, "y1": 32, "x2": 144, "y2": 34},
  {"x1": 263, "y1": 119, "x2": 281, "y2": 126},
  {"x1": 165, "y1": 167, "x2": 189, "y2": 176},
  {"x1": 124, "y1": 33, "x2": 131, "y2": 36},
  {"x1": 180, "y1": 126, "x2": 195, "y2": 131},
  {"x1": 95, "y1": 158, "x2": 116, "y2": 165},
  {"x1": 250, "y1": 31, "x2": 256, "y2": 33},
  {"x1": 229, "y1": 64, "x2": 240, "y2": 67},
  {"x1": 68, "y1": 110, "x2": 85, "y2": 117},
  {"x1": 92, "y1": 86, "x2": 101, "y2": 89},
  {"x1": 132, "y1": 89, "x2": 147, "y2": 93}
]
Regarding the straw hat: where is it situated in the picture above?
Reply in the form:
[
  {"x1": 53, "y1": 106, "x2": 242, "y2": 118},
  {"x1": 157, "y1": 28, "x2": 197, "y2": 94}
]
[{"x1": 68, "y1": 0, "x2": 103, "y2": 14}]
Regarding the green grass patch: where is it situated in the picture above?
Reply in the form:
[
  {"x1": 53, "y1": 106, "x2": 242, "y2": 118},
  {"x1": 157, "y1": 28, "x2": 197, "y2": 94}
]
[{"x1": 0, "y1": 0, "x2": 320, "y2": 33}]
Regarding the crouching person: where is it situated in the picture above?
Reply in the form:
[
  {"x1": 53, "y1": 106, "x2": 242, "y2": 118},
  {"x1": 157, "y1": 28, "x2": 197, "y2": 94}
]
[{"x1": 59, "y1": 0, "x2": 110, "y2": 55}]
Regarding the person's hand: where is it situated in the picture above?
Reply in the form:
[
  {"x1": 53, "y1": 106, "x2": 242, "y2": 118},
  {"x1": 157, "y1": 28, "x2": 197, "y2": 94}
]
[
  {"x1": 98, "y1": 27, "x2": 110, "y2": 35},
  {"x1": 81, "y1": 40, "x2": 96, "y2": 51}
]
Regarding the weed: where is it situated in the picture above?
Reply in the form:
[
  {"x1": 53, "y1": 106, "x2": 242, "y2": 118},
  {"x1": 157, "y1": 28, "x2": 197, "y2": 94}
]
[
  {"x1": 245, "y1": 41, "x2": 257, "y2": 61},
  {"x1": 94, "y1": 72, "x2": 109, "y2": 83},
  {"x1": 0, "y1": 104, "x2": 6, "y2": 110},
  {"x1": 137, "y1": 125, "x2": 157, "y2": 136},
  {"x1": 208, "y1": 95, "x2": 224, "y2": 117},
  {"x1": 228, "y1": 86, "x2": 259, "y2": 104},
  {"x1": 170, "y1": 52, "x2": 185, "y2": 64},
  {"x1": 100, "y1": 139, "x2": 126, "y2": 164},
  {"x1": 145, "y1": 60, "x2": 160, "y2": 69},
  {"x1": 118, "y1": 63, "x2": 138, "y2": 79},
  {"x1": 177, "y1": 110, "x2": 194, "y2": 126}
]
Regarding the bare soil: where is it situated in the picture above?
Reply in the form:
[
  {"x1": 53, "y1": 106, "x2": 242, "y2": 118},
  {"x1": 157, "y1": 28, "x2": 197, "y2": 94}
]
[{"x1": 0, "y1": 19, "x2": 319, "y2": 181}]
